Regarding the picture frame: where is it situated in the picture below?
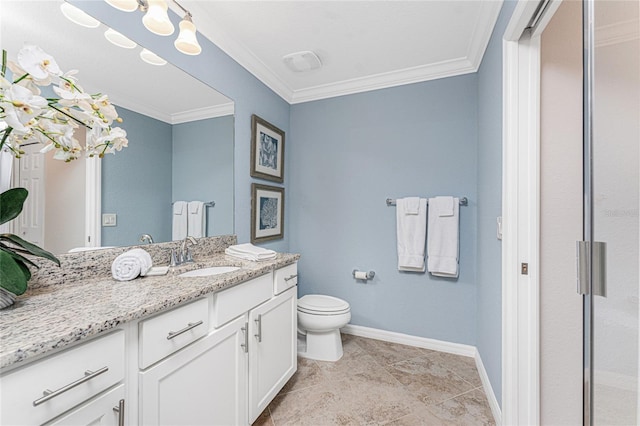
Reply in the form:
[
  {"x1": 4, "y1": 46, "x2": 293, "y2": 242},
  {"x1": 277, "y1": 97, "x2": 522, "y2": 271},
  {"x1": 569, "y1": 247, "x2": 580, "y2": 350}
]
[
  {"x1": 250, "y1": 114, "x2": 285, "y2": 183},
  {"x1": 251, "y1": 183, "x2": 284, "y2": 243}
]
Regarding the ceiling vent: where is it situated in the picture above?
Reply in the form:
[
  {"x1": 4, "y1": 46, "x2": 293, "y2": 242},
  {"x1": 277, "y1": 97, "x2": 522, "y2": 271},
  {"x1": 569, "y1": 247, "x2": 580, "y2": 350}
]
[{"x1": 283, "y1": 51, "x2": 322, "y2": 72}]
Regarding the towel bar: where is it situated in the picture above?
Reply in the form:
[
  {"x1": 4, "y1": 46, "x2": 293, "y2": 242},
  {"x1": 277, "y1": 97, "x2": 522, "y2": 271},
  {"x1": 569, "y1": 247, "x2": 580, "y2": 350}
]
[{"x1": 386, "y1": 197, "x2": 468, "y2": 206}]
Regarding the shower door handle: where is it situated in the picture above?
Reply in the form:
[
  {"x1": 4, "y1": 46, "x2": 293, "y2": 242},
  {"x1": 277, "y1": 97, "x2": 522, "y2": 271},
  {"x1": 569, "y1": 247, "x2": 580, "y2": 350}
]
[{"x1": 576, "y1": 241, "x2": 607, "y2": 297}]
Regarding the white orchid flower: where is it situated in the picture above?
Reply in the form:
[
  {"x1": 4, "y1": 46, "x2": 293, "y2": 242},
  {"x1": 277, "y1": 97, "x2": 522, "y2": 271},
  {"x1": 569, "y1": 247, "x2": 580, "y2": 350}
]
[
  {"x1": 1, "y1": 84, "x2": 47, "y2": 131},
  {"x1": 17, "y1": 45, "x2": 61, "y2": 80},
  {"x1": 53, "y1": 70, "x2": 88, "y2": 100},
  {"x1": 6, "y1": 61, "x2": 49, "y2": 95}
]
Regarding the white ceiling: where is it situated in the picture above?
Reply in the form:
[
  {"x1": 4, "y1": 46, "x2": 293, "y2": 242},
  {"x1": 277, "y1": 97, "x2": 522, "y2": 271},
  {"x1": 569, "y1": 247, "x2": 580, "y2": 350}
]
[
  {"x1": 1, "y1": 0, "x2": 233, "y2": 124},
  {"x1": 179, "y1": 0, "x2": 503, "y2": 103}
]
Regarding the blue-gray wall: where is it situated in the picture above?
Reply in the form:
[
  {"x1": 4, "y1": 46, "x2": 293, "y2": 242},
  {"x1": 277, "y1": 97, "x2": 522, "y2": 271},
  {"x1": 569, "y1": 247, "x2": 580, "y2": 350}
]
[
  {"x1": 102, "y1": 106, "x2": 173, "y2": 246},
  {"x1": 173, "y1": 116, "x2": 235, "y2": 237},
  {"x1": 476, "y1": 0, "x2": 517, "y2": 406},
  {"x1": 75, "y1": 0, "x2": 291, "y2": 252},
  {"x1": 289, "y1": 76, "x2": 479, "y2": 345}
]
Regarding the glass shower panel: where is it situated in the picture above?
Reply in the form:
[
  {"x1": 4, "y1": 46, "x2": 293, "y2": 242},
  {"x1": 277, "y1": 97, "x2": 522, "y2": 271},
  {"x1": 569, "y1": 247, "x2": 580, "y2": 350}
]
[{"x1": 591, "y1": 0, "x2": 640, "y2": 424}]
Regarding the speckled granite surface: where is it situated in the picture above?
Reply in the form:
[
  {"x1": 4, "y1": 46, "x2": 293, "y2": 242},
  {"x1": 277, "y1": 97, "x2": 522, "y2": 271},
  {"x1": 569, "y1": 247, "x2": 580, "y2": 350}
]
[{"x1": 0, "y1": 236, "x2": 299, "y2": 369}]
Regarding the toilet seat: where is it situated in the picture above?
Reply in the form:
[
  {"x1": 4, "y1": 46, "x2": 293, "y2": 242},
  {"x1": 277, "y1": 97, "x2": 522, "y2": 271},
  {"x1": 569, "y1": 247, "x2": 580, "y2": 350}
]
[{"x1": 298, "y1": 294, "x2": 350, "y2": 315}]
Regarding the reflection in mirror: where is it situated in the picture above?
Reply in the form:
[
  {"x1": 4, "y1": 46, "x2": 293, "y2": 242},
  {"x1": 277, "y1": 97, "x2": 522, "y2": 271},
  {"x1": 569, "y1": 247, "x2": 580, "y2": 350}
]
[{"x1": 1, "y1": 0, "x2": 235, "y2": 254}]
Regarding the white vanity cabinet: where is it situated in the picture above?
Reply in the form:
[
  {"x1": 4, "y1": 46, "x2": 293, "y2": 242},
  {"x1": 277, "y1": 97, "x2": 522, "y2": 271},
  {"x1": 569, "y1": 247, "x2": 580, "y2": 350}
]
[
  {"x1": 48, "y1": 384, "x2": 126, "y2": 426},
  {"x1": 248, "y1": 285, "x2": 297, "y2": 423},
  {"x1": 0, "y1": 330, "x2": 126, "y2": 426},
  {"x1": 139, "y1": 315, "x2": 248, "y2": 426}
]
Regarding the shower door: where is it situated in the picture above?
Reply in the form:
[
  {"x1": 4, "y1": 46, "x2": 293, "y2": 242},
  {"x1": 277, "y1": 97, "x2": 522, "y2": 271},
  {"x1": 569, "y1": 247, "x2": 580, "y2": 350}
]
[{"x1": 583, "y1": 0, "x2": 640, "y2": 424}]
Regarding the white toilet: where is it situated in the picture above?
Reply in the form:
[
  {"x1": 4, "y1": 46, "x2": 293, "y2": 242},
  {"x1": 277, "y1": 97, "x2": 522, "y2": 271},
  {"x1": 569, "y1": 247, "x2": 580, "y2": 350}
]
[{"x1": 297, "y1": 294, "x2": 351, "y2": 362}]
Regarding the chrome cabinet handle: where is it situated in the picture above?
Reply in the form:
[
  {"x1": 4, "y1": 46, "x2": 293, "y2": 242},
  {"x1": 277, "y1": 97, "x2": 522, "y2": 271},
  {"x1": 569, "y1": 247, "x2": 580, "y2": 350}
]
[
  {"x1": 33, "y1": 366, "x2": 109, "y2": 406},
  {"x1": 166, "y1": 320, "x2": 203, "y2": 340},
  {"x1": 241, "y1": 323, "x2": 249, "y2": 353},
  {"x1": 254, "y1": 314, "x2": 262, "y2": 343},
  {"x1": 113, "y1": 399, "x2": 125, "y2": 426},
  {"x1": 284, "y1": 274, "x2": 298, "y2": 282}
]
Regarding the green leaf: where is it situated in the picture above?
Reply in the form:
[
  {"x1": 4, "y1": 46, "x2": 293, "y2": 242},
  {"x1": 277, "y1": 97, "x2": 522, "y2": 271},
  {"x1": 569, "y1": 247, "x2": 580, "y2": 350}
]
[
  {"x1": 0, "y1": 188, "x2": 28, "y2": 225},
  {"x1": 0, "y1": 250, "x2": 29, "y2": 295},
  {"x1": 0, "y1": 244, "x2": 39, "y2": 269},
  {"x1": 0, "y1": 234, "x2": 60, "y2": 266}
]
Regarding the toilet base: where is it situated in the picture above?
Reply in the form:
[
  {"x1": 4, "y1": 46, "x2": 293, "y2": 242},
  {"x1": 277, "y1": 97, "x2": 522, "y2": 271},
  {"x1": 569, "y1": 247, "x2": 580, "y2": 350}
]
[{"x1": 297, "y1": 329, "x2": 343, "y2": 362}]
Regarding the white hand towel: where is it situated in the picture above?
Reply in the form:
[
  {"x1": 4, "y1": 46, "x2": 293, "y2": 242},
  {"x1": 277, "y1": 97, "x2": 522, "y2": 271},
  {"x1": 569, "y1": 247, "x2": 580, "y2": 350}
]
[
  {"x1": 427, "y1": 197, "x2": 460, "y2": 277},
  {"x1": 225, "y1": 243, "x2": 277, "y2": 262},
  {"x1": 188, "y1": 201, "x2": 206, "y2": 238},
  {"x1": 111, "y1": 248, "x2": 153, "y2": 281},
  {"x1": 404, "y1": 197, "x2": 421, "y2": 215},
  {"x1": 396, "y1": 197, "x2": 427, "y2": 272},
  {"x1": 172, "y1": 201, "x2": 188, "y2": 241}
]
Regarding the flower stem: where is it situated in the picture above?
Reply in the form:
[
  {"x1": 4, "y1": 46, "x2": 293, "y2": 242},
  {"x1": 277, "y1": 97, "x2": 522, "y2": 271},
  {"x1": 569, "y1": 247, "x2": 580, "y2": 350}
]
[
  {"x1": 1, "y1": 50, "x2": 6, "y2": 78},
  {"x1": 47, "y1": 103, "x2": 91, "y2": 129}
]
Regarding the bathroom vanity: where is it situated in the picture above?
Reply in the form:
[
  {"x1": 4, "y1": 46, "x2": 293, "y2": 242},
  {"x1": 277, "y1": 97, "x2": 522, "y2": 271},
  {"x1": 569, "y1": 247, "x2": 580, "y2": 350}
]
[{"x1": 0, "y1": 237, "x2": 299, "y2": 425}]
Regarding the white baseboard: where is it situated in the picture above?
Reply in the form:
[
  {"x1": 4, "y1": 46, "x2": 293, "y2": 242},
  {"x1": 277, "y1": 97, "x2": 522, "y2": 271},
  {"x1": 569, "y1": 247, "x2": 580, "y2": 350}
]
[
  {"x1": 474, "y1": 349, "x2": 502, "y2": 425},
  {"x1": 341, "y1": 324, "x2": 501, "y2": 424}
]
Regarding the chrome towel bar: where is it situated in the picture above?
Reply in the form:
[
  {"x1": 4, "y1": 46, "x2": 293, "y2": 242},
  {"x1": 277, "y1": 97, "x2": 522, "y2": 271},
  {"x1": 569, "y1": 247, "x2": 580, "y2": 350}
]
[{"x1": 386, "y1": 197, "x2": 468, "y2": 206}]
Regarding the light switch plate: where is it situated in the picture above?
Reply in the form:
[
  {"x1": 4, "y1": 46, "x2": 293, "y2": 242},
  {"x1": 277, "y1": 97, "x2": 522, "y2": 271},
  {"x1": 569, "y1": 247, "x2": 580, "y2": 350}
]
[
  {"x1": 497, "y1": 216, "x2": 503, "y2": 240},
  {"x1": 102, "y1": 213, "x2": 117, "y2": 227}
]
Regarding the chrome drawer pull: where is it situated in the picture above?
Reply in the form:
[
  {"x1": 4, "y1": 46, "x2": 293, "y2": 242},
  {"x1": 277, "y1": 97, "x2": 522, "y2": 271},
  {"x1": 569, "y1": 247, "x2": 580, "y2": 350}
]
[
  {"x1": 113, "y1": 399, "x2": 125, "y2": 426},
  {"x1": 254, "y1": 314, "x2": 262, "y2": 342},
  {"x1": 241, "y1": 323, "x2": 249, "y2": 353},
  {"x1": 284, "y1": 274, "x2": 298, "y2": 282},
  {"x1": 167, "y1": 320, "x2": 204, "y2": 340},
  {"x1": 33, "y1": 366, "x2": 109, "y2": 406}
]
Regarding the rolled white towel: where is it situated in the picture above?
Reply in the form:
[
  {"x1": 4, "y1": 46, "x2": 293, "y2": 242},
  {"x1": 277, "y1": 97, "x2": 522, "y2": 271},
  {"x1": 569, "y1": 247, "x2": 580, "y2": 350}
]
[
  {"x1": 111, "y1": 248, "x2": 153, "y2": 281},
  {"x1": 225, "y1": 243, "x2": 277, "y2": 261}
]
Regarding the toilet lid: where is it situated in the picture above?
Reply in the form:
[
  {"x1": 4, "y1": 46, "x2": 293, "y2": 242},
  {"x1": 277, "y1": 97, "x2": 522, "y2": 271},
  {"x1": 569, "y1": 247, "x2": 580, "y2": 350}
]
[{"x1": 298, "y1": 294, "x2": 350, "y2": 314}]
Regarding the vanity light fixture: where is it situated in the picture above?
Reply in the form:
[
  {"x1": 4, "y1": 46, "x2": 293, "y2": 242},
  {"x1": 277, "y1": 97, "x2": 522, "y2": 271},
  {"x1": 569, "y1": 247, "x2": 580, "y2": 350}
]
[
  {"x1": 104, "y1": 28, "x2": 137, "y2": 49},
  {"x1": 104, "y1": 0, "x2": 138, "y2": 13},
  {"x1": 60, "y1": 2, "x2": 100, "y2": 28},
  {"x1": 140, "y1": 48, "x2": 167, "y2": 66},
  {"x1": 104, "y1": 0, "x2": 201, "y2": 55}
]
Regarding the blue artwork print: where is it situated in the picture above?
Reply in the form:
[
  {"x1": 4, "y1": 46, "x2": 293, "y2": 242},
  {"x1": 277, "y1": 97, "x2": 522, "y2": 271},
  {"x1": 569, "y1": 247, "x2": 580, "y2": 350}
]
[
  {"x1": 259, "y1": 197, "x2": 278, "y2": 230},
  {"x1": 259, "y1": 131, "x2": 278, "y2": 170}
]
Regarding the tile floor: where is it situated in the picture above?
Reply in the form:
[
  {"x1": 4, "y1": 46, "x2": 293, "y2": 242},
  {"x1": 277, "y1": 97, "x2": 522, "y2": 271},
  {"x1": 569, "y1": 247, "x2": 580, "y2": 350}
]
[{"x1": 254, "y1": 334, "x2": 495, "y2": 426}]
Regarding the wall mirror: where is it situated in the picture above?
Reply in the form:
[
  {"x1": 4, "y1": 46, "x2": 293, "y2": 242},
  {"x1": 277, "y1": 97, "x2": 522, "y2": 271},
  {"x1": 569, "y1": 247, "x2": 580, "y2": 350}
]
[{"x1": 1, "y1": 0, "x2": 235, "y2": 254}]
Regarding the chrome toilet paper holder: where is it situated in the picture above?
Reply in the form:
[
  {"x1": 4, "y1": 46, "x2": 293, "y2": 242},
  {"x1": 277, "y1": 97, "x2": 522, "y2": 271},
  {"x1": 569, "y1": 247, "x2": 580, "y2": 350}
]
[{"x1": 353, "y1": 269, "x2": 375, "y2": 280}]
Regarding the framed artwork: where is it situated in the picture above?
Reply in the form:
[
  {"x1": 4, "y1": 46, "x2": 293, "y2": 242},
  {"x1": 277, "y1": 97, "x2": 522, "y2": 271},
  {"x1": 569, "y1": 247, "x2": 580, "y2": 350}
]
[
  {"x1": 250, "y1": 114, "x2": 285, "y2": 183},
  {"x1": 251, "y1": 183, "x2": 284, "y2": 243}
]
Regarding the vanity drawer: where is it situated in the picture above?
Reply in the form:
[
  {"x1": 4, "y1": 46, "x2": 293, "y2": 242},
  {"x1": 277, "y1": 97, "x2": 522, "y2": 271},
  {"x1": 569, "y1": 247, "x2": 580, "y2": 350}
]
[
  {"x1": 274, "y1": 263, "x2": 298, "y2": 295},
  {"x1": 212, "y1": 273, "x2": 273, "y2": 328},
  {"x1": 0, "y1": 330, "x2": 125, "y2": 426},
  {"x1": 139, "y1": 298, "x2": 209, "y2": 369}
]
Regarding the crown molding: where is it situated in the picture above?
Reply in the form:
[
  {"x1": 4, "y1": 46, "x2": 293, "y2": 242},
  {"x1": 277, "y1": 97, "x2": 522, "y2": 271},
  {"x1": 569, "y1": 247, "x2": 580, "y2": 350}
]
[
  {"x1": 171, "y1": 103, "x2": 235, "y2": 124},
  {"x1": 289, "y1": 57, "x2": 477, "y2": 104},
  {"x1": 596, "y1": 19, "x2": 639, "y2": 47},
  {"x1": 110, "y1": 93, "x2": 172, "y2": 124},
  {"x1": 189, "y1": 2, "x2": 503, "y2": 105}
]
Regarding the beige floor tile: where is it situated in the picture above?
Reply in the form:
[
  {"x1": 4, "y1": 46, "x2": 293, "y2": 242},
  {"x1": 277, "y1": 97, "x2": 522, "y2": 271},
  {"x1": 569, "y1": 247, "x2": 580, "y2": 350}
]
[
  {"x1": 280, "y1": 356, "x2": 324, "y2": 394},
  {"x1": 315, "y1": 335, "x2": 381, "y2": 381},
  {"x1": 385, "y1": 356, "x2": 476, "y2": 406},
  {"x1": 350, "y1": 335, "x2": 433, "y2": 366},
  {"x1": 427, "y1": 388, "x2": 495, "y2": 425},
  {"x1": 382, "y1": 405, "x2": 456, "y2": 426},
  {"x1": 252, "y1": 407, "x2": 275, "y2": 426},
  {"x1": 426, "y1": 351, "x2": 482, "y2": 387}
]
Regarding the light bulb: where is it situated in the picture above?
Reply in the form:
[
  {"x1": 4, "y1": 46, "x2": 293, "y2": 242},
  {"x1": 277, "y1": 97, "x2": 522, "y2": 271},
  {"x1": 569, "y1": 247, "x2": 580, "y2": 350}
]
[
  {"x1": 142, "y1": 0, "x2": 174, "y2": 36},
  {"x1": 174, "y1": 18, "x2": 201, "y2": 55},
  {"x1": 140, "y1": 48, "x2": 167, "y2": 66},
  {"x1": 104, "y1": 28, "x2": 137, "y2": 49},
  {"x1": 105, "y1": 0, "x2": 139, "y2": 12},
  {"x1": 60, "y1": 3, "x2": 100, "y2": 28}
]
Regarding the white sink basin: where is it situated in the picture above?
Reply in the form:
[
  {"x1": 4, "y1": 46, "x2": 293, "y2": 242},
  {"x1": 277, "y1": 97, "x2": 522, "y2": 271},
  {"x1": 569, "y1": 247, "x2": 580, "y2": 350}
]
[{"x1": 178, "y1": 266, "x2": 240, "y2": 278}]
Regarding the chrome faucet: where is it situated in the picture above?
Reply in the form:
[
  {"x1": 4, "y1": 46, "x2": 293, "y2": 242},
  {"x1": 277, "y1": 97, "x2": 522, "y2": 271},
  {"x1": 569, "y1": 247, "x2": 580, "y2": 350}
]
[
  {"x1": 181, "y1": 236, "x2": 198, "y2": 263},
  {"x1": 140, "y1": 234, "x2": 154, "y2": 244},
  {"x1": 170, "y1": 236, "x2": 198, "y2": 267}
]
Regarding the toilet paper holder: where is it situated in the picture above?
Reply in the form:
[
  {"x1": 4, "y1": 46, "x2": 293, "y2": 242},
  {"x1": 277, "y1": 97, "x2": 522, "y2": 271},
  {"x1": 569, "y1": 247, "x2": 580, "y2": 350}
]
[{"x1": 353, "y1": 269, "x2": 375, "y2": 280}]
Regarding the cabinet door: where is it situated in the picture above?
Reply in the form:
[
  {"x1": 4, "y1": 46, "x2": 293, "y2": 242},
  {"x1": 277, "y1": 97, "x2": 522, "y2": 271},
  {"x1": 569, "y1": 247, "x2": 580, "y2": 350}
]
[
  {"x1": 248, "y1": 286, "x2": 297, "y2": 423},
  {"x1": 48, "y1": 385, "x2": 125, "y2": 426},
  {"x1": 139, "y1": 315, "x2": 248, "y2": 426}
]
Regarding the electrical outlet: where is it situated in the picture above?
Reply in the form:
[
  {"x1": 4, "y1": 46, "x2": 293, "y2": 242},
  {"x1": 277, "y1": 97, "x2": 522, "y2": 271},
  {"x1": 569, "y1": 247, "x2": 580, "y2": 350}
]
[{"x1": 102, "y1": 213, "x2": 117, "y2": 227}]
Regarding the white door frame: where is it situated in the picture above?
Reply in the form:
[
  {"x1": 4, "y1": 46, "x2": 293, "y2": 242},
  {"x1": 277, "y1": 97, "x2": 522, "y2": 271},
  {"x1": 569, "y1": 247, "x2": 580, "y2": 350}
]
[{"x1": 502, "y1": 1, "x2": 563, "y2": 424}]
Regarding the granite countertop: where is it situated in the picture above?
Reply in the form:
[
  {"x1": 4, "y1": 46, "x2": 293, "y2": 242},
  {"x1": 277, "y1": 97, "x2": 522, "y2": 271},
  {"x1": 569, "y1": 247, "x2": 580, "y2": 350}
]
[{"x1": 0, "y1": 252, "x2": 300, "y2": 369}]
